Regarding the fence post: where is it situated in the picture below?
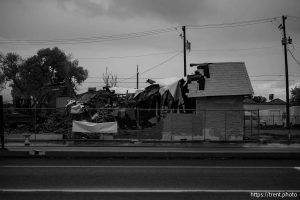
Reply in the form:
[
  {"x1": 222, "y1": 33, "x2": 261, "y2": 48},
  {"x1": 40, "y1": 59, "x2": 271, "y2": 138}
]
[
  {"x1": 170, "y1": 112, "x2": 173, "y2": 141},
  {"x1": 0, "y1": 95, "x2": 5, "y2": 149},
  {"x1": 243, "y1": 111, "x2": 245, "y2": 141},
  {"x1": 191, "y1": 112, "x2": 194, "y2": 141},
  {"x1": 224, "y1": 110, "x2": 227, "y2": 141},
  {"x1": 136, "y1": 107, "x2": 140, "y2": 129},
  {"x1": 203, "y1": 110, "x2": 206, "y2": 141},
  {"x1": 34, "y1": 106, "x2": 37, "y2": 145},
  {"x1": 250, "y1": 110, "x2": 253, "y2": 136},
  {"x1": 257, "y1": 109, "x2": 260, "y2": 137}
]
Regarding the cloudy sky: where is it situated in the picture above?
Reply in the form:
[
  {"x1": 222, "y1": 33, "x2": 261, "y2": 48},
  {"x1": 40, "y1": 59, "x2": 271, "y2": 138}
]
[{"x1": 1, "y1": 0, "x2": 300, "y2": 102}]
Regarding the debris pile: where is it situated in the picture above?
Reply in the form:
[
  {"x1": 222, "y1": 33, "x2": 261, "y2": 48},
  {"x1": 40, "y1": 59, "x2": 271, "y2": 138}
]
[{"x1": 4, "y1": 78, "x2": 193, "y2": 138}]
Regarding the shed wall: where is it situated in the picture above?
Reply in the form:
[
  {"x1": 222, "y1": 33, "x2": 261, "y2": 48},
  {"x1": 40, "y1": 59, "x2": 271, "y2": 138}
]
[{"x1": 196, "y1": 96, "x2": 244, "y2": 141}]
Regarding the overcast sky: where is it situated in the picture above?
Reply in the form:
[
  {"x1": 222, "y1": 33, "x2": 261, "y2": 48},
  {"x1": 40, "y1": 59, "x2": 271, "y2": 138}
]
[{"x1": 1, "y1": 0, "x2": 300, "y2": 102}]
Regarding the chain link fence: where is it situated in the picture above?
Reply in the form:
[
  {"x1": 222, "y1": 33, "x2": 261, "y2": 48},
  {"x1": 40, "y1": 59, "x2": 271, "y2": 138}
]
[{"x1": 3, "y1": 107, "x2": 300, "y2": 146}]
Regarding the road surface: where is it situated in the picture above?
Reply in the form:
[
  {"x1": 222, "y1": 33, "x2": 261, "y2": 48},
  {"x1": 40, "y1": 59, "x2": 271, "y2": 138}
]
[{"x1": 1, "y1": 158, "x2": 300, "y2": 200}]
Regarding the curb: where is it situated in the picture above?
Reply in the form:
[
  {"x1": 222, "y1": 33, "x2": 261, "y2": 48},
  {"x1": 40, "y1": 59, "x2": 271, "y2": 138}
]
[{"x1": 1, "y1": 149, "x2": 300, "y2": 159}]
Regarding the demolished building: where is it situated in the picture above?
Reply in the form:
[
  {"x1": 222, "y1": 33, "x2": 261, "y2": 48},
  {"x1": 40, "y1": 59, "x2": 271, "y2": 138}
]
[{"x1": 67, "y1": 62, "x2": 254, "y2": 141}]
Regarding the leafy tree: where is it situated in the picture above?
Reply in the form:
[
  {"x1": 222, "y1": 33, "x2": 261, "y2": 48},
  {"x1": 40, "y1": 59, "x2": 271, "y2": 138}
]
[
  {"x1": 0, "y1": 52, "x2": 24, "y2": 93},
  {"x1": 252, "y1": 96, "x2": 267, "y2": 103},
  {"x1": 0, "y1": 52, "x2": 6, "y2": 91},
  {"x1": 1, "y1": 47, "x2": 88, "y2": 102},
  {"x1": 291, "y1": 86, "x2": 300, "y2": 103},
  {"x1": 0, "y1": 71, "x2": 4, "y2": 91}
]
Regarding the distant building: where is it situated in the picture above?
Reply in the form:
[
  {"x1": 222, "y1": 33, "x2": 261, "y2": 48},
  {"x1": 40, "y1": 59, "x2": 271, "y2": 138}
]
[{"x1": 243, "y1": 98, "x2": 286, "y2": 113}]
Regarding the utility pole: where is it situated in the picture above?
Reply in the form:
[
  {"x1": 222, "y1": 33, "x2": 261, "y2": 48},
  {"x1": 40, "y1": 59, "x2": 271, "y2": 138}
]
[
  {"x1": 182, "y1": 26, "x2": 187, "y2": 77},
  {"x1": 136, "y1": 65, "x2": 139, "y2": 89},
  {"x1": 281, "y1": 15, "x2": 291, "y2": 138}
]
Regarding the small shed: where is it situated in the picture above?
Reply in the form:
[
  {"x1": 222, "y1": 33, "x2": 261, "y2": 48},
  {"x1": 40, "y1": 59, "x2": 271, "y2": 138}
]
[{"x1": 186, "y1": 62, "x2": 254, "y2": 141}]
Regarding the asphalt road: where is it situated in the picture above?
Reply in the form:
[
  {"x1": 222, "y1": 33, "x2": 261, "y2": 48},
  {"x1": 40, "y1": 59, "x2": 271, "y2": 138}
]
[{"x1": 1, "y1": 159, "x2": 300, "y2": 200}]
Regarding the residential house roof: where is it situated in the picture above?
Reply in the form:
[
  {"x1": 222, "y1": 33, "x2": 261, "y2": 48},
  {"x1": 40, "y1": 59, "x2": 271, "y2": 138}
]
[
  {"x1": 268, "y1": 98, "x2": 286, "y2": 105},
  {"x1": 243, "y1": 98, "x2": 286, "y2": 105},
  {"x1": 187, "y1": 62, "x2": 254, "y2": 98}
]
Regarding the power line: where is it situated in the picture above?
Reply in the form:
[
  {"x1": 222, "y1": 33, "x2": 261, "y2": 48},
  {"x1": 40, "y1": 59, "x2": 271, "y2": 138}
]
[
  {"x1": 187, "y1": 17, "x2": 278, "y2": 29},
  {"x1": 192, "y1": 45, "x2": 281, "y2": 52},
  {"x1": 77, "y1": 50, "x2": 180, "y2": 60},
  {"x1": 288, "y1": 48, "x2": 300, "y2": 67},
  {"x1": 287, "y1": 15, "x2": 300, "y2": 21},
  {"x1": 0, "y1": 27, "x2": 178, "y2": 45},
  {"x1": 139, "y1": 51, "x2": 182, "y2": 75},
  {"x1": 63, "y1": 45, "x2": 286, "y2": 61},
  {"x1": 118, "y1": 52, "x2": 182, "y2": 83},
  {"x1": 0, "y1": 17, "x2": 283, "y2": 45}
]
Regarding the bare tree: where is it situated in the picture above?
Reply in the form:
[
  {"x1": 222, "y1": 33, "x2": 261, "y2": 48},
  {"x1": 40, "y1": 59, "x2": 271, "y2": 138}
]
[
  {"x1": 102, "y1": 67, "x2": 118, "y2": 88},
  {"x1": 110, "y1": 74, "x2": 118, "y2": 87}
]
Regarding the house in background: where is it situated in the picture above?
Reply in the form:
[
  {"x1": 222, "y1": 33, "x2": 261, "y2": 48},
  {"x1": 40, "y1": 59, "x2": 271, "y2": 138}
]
[
  {"x1": 243, "y1": 98, "x2": 286, "y2": 113},
  {"x1": 243, "y1": 98, "x2": 287, "y2": 126},
  {"x1": 186, "y1": 62, "x2": 254, "y2": 141}
]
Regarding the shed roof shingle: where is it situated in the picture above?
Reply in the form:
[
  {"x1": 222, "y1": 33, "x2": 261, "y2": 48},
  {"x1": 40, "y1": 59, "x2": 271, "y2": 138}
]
[{"x1": 187, "y1": 62, "x2": 254, "y2": 97}]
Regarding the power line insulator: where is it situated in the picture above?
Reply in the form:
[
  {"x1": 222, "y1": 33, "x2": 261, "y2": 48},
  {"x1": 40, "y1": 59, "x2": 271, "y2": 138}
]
[
  {"x1": 281, "y1": 37, "x2": 287, "y2": 45},
  {"x1": 288, "y1": 37, "x2": 292, "y2": 44}
]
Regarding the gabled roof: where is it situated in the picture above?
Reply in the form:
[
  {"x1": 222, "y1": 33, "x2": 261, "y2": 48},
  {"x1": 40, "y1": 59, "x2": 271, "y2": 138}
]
[
  {"x1": 187, "y1": 62, "x2": 254, "y2": 97},
  {"x1": 243, "y1": 98, "x2": 286, "y2": 105},
  {"x1": 268, "y1": 98, "x2": 286, "y2": 105}
]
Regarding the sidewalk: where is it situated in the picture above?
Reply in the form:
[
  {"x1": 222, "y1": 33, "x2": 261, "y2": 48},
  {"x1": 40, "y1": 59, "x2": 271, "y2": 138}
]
[{"x1": 1, "y1": 143, "x2": 300, "y2": 159}]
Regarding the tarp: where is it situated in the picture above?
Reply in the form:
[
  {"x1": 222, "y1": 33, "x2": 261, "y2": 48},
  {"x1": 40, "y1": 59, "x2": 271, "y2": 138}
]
[
  {"x1": 72, "y1": 121, "x2": 118, "y2": 134},
  {"x1": 156, "y1": 77, "x2": 186, "y2": 105}
]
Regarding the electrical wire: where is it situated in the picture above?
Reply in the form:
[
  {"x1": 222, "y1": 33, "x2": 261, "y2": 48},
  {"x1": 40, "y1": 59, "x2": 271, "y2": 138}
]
[
  {"x1": 77, "y1": 50, "x2": 180, "y2": 60},
  {"x1": 287, "y1": 15, "x2": 300, "y2": 21},
  {"x1": 78, "y1": 45, "x2": 286, "y2": 61},
  {"x1": 288, "y1": 48, "x2": 300, "y2": 67},
  {"x1": 0, "y1": 17, "x2": 283, "y2": 45},
  {"x1": 139, "y1": 51, "x2": 182, "y2": 75},
  {"x1": 0, "y1": 27, "x2": 178, "y2": 45},
  {"x1": 191, "y1": 45, "x2": 281, "y2": 52},
  {"x1": 118, "y1": 51, "x2": 182, "y2": 83},
  {"x1": 187, "y1": 17, "x2": 279, "y2": 29}
]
